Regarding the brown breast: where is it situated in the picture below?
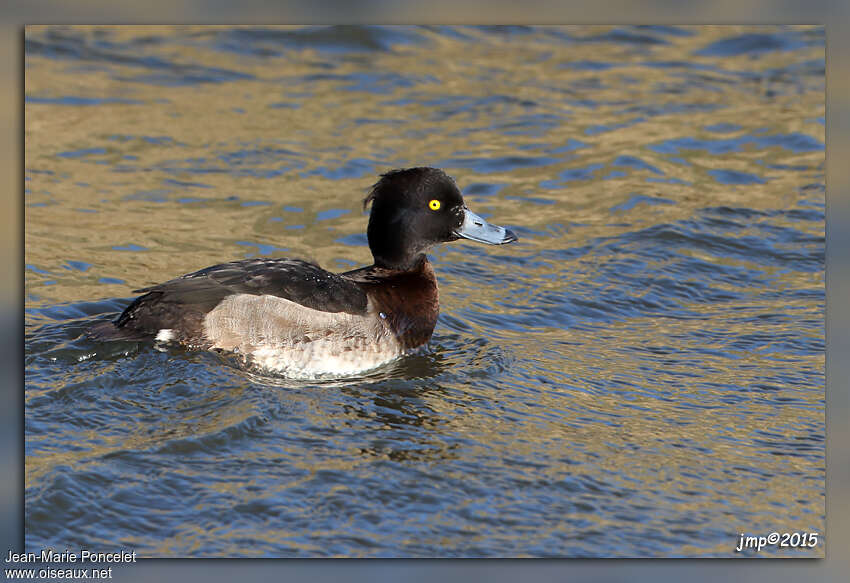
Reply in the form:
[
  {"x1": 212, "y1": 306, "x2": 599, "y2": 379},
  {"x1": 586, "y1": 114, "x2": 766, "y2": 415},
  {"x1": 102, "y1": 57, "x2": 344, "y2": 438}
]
[{"x1": 365, "y1": 259, "x2": 440, "y2": 350}]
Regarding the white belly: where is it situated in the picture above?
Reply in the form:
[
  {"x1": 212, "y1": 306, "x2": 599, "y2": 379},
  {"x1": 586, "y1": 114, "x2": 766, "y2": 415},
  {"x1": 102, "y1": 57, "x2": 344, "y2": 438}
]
[{"x1": 203, "y1": 294, "x2": 405, "y2": 378}]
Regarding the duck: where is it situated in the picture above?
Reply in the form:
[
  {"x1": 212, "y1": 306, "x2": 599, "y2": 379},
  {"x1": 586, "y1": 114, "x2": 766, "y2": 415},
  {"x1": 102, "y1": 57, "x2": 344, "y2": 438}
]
[{"x1": 89, "y1": 167, "x2": 518, "y2": 377}]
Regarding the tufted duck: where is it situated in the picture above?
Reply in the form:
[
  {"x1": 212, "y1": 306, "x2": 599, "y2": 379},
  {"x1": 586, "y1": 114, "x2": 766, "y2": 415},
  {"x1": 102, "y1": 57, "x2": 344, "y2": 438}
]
[{"x1": 89, "y1": 167, "x2": 518, "y2": 376}]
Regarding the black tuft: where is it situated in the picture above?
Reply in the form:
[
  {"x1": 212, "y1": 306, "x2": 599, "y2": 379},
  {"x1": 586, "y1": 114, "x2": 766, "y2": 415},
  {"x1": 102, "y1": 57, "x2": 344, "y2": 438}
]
[{"x1": 363, "y1": 167, "x2": 453, "y2": 210}]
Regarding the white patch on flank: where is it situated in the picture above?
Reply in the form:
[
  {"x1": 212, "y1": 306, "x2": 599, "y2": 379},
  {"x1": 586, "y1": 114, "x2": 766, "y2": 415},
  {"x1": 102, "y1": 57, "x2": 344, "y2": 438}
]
[
  {"x1": 202, "y1": 294, "x2": 405, "y2": 378},
  {"x1": 155, "y1": 329, "x2": 175, "y2": 342}
]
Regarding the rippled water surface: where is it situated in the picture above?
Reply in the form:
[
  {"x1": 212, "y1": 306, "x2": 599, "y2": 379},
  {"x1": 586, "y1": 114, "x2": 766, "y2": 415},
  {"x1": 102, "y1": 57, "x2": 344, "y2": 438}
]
[{"x1": 25, "y1": 25, "x2": 824, "y2": 557}]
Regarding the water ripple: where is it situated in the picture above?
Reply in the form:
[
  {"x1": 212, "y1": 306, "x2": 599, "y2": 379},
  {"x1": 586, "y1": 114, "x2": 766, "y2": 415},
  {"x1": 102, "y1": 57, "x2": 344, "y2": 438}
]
[{"x1": 25, "y1": 24, "x2": 824, "y2": 558}]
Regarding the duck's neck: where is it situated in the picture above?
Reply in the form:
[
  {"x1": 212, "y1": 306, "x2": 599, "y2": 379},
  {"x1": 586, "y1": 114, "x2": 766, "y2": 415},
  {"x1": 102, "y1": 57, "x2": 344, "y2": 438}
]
[{"x1": 373, "y1": 251, "x2": 428, "y2": 272}]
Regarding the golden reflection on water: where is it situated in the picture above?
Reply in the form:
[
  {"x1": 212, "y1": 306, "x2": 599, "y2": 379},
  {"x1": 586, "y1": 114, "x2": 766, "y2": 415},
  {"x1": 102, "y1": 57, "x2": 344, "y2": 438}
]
[
  {"x1": 26, "y1": 25, "x2": 823, "y2": 304},
  {"x1": 25, "y1": 25, "x2": 824, "y2": 557}
]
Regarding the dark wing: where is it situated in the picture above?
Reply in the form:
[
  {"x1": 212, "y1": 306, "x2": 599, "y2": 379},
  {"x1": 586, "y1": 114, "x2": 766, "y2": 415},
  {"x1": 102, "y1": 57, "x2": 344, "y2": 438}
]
[
  {"x1": 139, "y1": 258, "x2": 367, "y2": 312},
  {"x1": 91, "y1": 258, "x2": 368, "y2": 342}
]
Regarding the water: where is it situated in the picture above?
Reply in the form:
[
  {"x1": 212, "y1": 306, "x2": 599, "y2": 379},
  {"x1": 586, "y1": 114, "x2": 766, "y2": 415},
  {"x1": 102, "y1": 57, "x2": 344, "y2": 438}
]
[{"x1": 25, "y1": 25, "x2": 824, "y2": 557}]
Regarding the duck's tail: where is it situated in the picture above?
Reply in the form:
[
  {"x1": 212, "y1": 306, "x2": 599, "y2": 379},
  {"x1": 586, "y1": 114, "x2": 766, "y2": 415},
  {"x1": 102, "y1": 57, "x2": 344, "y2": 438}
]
[{"x1": 86, "y1": 320, "x2": 149, "y2": 342}]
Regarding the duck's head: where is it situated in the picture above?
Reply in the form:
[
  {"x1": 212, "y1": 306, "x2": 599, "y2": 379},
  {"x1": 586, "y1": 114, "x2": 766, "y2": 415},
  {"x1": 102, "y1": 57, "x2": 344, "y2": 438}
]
[{"x1": 363, "y1": 167, "x2": 518, "y2": 270}]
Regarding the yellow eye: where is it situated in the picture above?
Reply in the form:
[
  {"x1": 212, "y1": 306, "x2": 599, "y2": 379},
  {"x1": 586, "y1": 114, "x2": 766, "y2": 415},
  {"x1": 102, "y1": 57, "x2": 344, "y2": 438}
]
[{"x1": 428, "y1": 199, "x2": 441, "y2": 211}]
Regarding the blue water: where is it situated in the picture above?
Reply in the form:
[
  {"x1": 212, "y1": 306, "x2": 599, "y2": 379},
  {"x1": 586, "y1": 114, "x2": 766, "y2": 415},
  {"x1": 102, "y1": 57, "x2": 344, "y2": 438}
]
[{"x1": 25, "y1": 25, "x2": 824, "y2": 557}]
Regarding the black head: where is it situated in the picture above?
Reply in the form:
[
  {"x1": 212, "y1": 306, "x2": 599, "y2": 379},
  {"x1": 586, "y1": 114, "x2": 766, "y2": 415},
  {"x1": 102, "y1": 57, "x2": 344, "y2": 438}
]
[{"x1": 363, "y1": 167, "x2": 517, "y2": 270}]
